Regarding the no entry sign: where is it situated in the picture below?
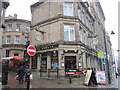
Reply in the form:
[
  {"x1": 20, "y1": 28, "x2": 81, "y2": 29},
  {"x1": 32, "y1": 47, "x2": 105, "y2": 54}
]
[{"x1": 27, "y1": 45, "x2": 36, "y2": 56}]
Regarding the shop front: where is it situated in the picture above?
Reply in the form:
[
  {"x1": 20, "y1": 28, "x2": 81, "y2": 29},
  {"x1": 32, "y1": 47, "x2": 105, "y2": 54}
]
[{"x1": 29, "y1": 43, "x2": 98, "y2": 77}]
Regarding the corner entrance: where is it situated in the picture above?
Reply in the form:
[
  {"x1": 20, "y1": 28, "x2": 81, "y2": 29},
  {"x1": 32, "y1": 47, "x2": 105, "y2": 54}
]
[{"x1": 65, "y1": 56, "x2": 76, "y2": 70}]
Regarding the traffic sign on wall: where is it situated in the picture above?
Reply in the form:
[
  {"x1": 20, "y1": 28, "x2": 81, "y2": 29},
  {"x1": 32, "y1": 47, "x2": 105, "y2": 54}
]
[{"x1": 27, "y1": 45, "x2": 36, "y2": 56}]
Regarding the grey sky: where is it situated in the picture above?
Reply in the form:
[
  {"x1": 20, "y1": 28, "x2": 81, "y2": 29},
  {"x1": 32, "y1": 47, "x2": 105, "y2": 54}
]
[{"x1": 5, "y1": 0, "x2": 119, "y2": 55}]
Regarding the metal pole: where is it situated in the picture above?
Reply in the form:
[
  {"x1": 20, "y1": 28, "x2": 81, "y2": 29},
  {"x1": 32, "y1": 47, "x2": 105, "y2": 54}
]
[
  {"x1": 69, "y1": 75, "x2": 72, "y2": 84},
  {"x1": 26, "y1": 72, "x2": 31, "y2": 90},
  {"x1": 57, "y1": 68, "x2": 59, "y2": 79},
  {"x1": 103, "y1": 30, "x2": 111, "y2": 84},
  {"x1": 48, "y1": 69, "x2": 50, "y2": 78}
]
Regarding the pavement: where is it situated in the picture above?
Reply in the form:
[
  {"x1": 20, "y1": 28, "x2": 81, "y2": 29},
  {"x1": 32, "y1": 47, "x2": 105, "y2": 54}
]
[{"x1": 2, "y1": 71, "x2": 119, "y2": 89}]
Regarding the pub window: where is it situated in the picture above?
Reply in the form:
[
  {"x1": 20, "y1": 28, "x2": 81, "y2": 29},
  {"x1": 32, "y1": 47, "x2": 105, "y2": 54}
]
[
  {"x1": 6, "y1": 50, "x2": 9, "y2": 57},
  {"x1": 51, "y1": 51, "x2": 58, "y2": 70},
  {"x1": 14, "y1": 54, "x2": 19, "y2": 56},
  {"x1": 41, "y1": 53, "x2": 47, "y2": 70},
  {"x1": 31, "y1": 55, "x2": 37, "y2": 69}
]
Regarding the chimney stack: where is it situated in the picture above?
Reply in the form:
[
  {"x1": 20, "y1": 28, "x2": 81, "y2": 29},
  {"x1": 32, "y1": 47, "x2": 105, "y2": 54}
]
[{"x1": 14, "y1": 14, "x2": 17, "y2": 19}]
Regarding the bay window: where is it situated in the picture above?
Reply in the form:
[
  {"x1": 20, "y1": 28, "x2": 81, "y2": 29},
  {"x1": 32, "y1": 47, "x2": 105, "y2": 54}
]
[{"x1": 64, "y1": 24, "x2": 75, "y2": 41}]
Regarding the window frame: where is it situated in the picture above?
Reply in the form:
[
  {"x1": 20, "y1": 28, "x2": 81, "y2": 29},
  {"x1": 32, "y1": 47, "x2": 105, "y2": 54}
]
[
  {"x1": 6, "y1": 36, "x2": 11, "y2": 44},
  {"x1": 14, "y1": 35, "x2": 20, "y2": 44},
  {"x1": 63, "y1": 2, "x2": 74, "y2": 16},
  {"x1": 25, "y1": 27, "x2": 30, "y2": 33},
  {"x1": 7, "y1": 24, "x2": 12, "y2": 31},
  {"x1": 16, "y1": 24, "x2": 21, "y2": 31},
  {"x1": 64, "y1": 24, "x2": 75, "y2": 41}
]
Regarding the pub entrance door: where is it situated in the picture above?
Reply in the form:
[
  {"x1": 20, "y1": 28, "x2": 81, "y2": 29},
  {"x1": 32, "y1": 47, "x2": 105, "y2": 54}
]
[{"x1": 65, "y1": 56, "x2": 76, "y2": 70}]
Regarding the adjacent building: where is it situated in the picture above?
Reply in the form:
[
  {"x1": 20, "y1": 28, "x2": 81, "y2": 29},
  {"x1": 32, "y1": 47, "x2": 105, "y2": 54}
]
[
  {"x1": 2, "y1": 14, "x2": 31, "y2": 58},
  {"x1": 0, "y1": 0, "x2": 9, "y2": 61}
]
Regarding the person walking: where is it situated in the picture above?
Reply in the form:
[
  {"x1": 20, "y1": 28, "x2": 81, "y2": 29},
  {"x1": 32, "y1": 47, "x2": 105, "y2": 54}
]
[
  {"x1": 2, "y1": 61, "x2": 9, "y2": 85},
  {"x1": 24, "y1": 65, "x2": 29, "y2": 82},
  {"x1": 17, "y1": 65, "x2": 25, "y2": 84},
  {"x1": 89, "y1": 68, "x2": 97, "y2": 86}
]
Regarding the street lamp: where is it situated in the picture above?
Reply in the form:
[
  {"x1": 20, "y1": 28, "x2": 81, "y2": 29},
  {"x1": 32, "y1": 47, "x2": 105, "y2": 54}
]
[{"x1": 104, "y1": 30, "x2": 115, "y2": 84}]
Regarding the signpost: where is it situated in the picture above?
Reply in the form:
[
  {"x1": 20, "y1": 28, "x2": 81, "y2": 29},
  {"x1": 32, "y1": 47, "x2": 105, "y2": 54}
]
[
  {"x1": 84, "y1": 70, "x2": 92, "y2": 86},
  {"x1": 98, "y1": 52, "x2": 104, "y2": 58},
  {"x1": 26, "y1": 45, "x2": 36, "y2": 90},
  {"x1": 27, "y1": 45, "x2": 36, "y2": 56}
]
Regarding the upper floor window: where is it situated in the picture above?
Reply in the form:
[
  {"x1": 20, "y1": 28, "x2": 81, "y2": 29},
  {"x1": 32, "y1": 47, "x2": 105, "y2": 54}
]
[
  {"x1": 78, "y1": 8, "x2": 81, "y2": 20},
  {"x1": 82, "y1": 11, "x2": 85, "y2": 24},
  {"x1": 79, "y1": 31, "x2": 83, "y2": 43},
  {"x1": 16, "y1": 24, "x2": 20, "y2": 31},
  {"x1": 64, "y1": 24, "x2": 75, "y2": 41},
  {"x1": 6, "y1": 50, "x2": 9, "y2": 57},
  {"x1": 6, "y1": 36, "x2": 11, "y2": 44},
  {"x1": 25, "y1": 27, "x2": 30, "y2": 33},
  {"x1": 14, "y1": 35, "x2": 20, "y2": 44},
  {"x1": 25, "y1": 36, "x2": 29, "y2": 44},
  {"x1": 85, "y1": 17, "x2": 89, "y2": 28},
  {"x1": 79, "y1": 30, "x2": 87, "y2": 44},
  {"x1": 7, "y1": 24, "x2": 12, "y2": 31},
  {"x1": 64, "y1": 2, "x2": 74, "y2": 16}
]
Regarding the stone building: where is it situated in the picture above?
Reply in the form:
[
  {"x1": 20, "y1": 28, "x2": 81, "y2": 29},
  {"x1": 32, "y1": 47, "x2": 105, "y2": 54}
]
[
  {"x1": 29, "y1": 0, "x2": 113, "y2": 77},
  {"x1": 30, "y1": 1, "x2": 101, "y2": 76},
  {"x1": 88, "y1": 1, "x2": 114, "y2": 83},
  {"x1": 0, "y1": 0, "x2": 9, "y2": 61},
  {"x1": 2, "y1": 14, "x2": 31, "y2": 57}
]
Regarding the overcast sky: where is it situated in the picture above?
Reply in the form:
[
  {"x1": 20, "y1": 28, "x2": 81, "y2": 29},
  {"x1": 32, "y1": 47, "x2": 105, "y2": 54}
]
[{"x1": 5, "y1": 0, "x2": 119, "y2": 56}]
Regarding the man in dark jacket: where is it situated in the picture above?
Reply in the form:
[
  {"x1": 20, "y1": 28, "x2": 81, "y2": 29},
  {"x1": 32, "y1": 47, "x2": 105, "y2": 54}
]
[
  {"x1": 2, "y1": 61, "x2": 9, "y2": 85},
  {"x1": 17, "y1": 65, "x2": 25, "y2": 84},
  {"x1": 89, "y1": 68, "x2": 97, "y2": 86}
]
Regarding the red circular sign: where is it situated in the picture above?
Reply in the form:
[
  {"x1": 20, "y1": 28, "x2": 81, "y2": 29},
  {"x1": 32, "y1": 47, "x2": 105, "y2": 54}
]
[{"x1": 27, "y1": 45, "x2": 36, "y2": 56}]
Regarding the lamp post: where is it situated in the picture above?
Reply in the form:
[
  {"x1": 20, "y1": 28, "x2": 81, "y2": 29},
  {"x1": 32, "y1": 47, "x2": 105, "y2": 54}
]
[{"x1": 103, "y1": 30, "x2": 115, "y2": 84}]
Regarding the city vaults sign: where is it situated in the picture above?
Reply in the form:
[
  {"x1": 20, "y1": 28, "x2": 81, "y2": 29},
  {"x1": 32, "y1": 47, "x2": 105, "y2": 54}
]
[{"x1": 98, "y1": 52, "x2": 104, "y2": 59}]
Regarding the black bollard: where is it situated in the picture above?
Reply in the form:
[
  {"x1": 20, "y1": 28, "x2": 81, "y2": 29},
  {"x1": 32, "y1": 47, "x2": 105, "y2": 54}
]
[
  {"x1": 27, "y1": 72, "x2": 31, "y2": 90},
  {"x1": 40, "y1": 69, "x2": 42, "y2": 77},
  {"x1": 48, "y1": 69, "x2": 50, "y2": 78},
  {"x1": 57, "y1": 68, "x2": 59, "y2": 79},
  {"x1": 69, "y1": 75, "x2": 72, "y2": 84}
]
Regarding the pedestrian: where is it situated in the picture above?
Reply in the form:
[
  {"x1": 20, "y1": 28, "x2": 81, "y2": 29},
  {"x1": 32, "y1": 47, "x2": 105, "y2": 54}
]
[
  {"x1": 2, "y1": 61, "x2": 9, "y2": 85},
  {"x1": 17, "y1": 65, "x2": 25, "y2": 84},
  {"x1": 24, "y1": 65, "x2": 30, "y2": 82},
  {"x1": 89, "y1": 68, "x2": 97, "y2": 86},
  {"x1": 116, "y1": 72, "x2": 118, "y2": 78},
  {"x1": 26, "y1": 70, "x2": 31, "y2": 90}
]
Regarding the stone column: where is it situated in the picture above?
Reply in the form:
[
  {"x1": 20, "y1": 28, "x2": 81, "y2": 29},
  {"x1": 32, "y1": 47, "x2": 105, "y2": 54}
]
[
  {"x1": 58, "y1": 50, "x2": 65, "y2": 76},
  {"x1": 37, "y1": 54, "x2": 40, "y2": 70},
  {"x1": 82, "y1": 52, "x2": 86, "y2": 68},
  {"x1": 47, "y1": 54, "x2": 51, "y2": 69},
  {"x1": 29, "y1": 56, "x2": 32, "y2": 70}
]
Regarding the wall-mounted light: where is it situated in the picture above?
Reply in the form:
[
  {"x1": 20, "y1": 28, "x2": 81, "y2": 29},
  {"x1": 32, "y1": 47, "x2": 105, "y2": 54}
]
[
  {"x1": 61, "y1": 62, "x2": 64, "y2": 67},
  {"x1": 79, "y1": 51, "x2": 84, "y2": 59},
  {"x1": 78, "y1": 62, "x2": 81, "y2": 67}
]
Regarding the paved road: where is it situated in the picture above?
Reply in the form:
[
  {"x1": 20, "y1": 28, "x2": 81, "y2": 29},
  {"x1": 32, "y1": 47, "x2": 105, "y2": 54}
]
[
  {"x1": 3, "y1": 71, "x2": 119, "y2": 89},
  {"x1": 0, "y1": 73, "x2": 2, "y2": 90},
  {"x1": 118, "y1": 76, "x2": 120, "y2": 90}
]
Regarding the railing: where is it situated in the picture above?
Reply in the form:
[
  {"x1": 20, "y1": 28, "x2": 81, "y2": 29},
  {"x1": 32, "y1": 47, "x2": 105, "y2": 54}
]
[
  {"x1": 39, "y1": 69, "x2": 84, "y2": 78},
  {"x1": 39, "y1": 68, "x2": 84, "y2": 84}
]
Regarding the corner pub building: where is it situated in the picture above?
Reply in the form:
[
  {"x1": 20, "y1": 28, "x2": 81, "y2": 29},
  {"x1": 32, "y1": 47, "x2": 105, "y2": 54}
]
[{"x1": 29, "y1": 1, "x2": 107, "y2": 76}]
